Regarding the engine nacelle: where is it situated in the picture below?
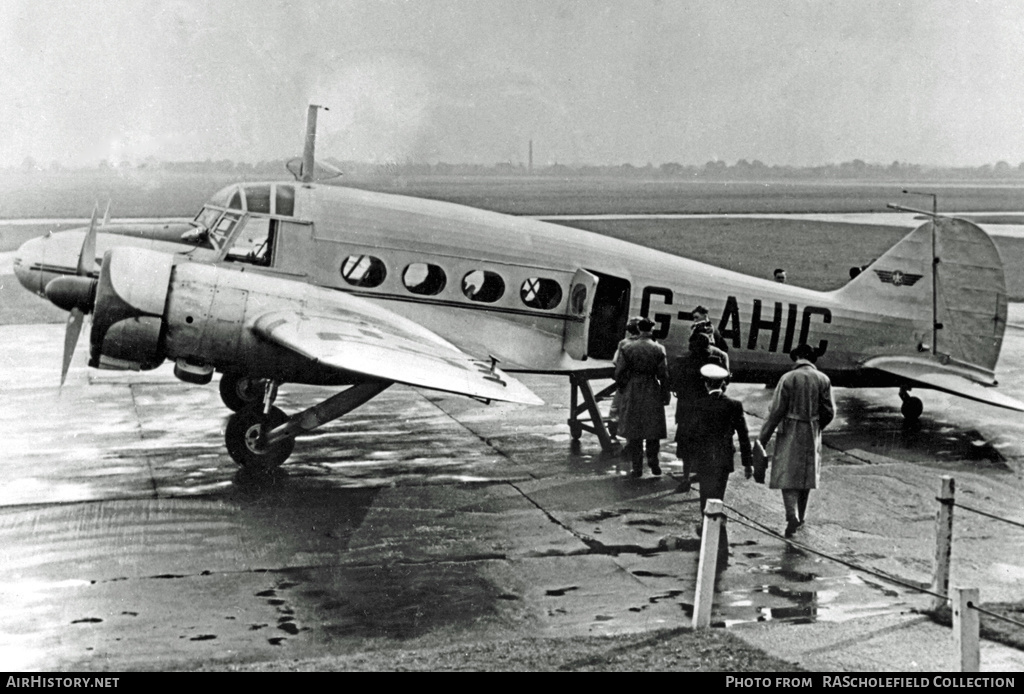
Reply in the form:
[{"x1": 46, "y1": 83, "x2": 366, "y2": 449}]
[{"x1": 89, "y1": 247, "x2": 173, "y2": 371}]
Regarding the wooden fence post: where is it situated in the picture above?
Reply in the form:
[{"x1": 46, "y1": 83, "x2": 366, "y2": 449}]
[
  {"x1": 932, "y1": 476, "x2": 955, "y2": 611},
  {"x1": 952, "y1": 586, "x2": 980, "y2": 672},
  {"x1": 692, "y1": 499, "x2": 724, "y2": 629}
]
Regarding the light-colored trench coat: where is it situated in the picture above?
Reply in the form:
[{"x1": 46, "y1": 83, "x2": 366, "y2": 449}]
[{"x1": 757, "y1": 360, "x2": 835, "y2": 489}]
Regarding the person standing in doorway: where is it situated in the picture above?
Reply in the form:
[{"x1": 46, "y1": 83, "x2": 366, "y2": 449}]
[
  {"x1": 757, "y1": 343, "x2": 835, "y2": 537},
  {"x1": 615, "y1": 317, "x2": 671, "y2": 478}
]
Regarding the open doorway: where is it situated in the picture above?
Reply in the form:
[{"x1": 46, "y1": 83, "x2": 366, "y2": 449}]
[{"x1": 586, "y1": 271, "x2": 631, "y2": 360}]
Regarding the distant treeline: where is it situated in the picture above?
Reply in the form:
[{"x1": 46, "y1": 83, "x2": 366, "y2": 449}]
[{"x1": 13, "y1": 156, "x2": 1024, "y2": 182}]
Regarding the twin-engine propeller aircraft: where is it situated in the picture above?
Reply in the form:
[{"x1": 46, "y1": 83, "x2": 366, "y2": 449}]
[{"x1": 15, "y1": 106, "x2": 1024, "y2": 470}]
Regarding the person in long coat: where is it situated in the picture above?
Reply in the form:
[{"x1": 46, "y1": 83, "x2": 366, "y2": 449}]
[
  {"x1": 607, "y1": 317, "x2": 641, "y2": 439},
  {"x1": 757, "y1": 343, "x2": 835, "y2": 537},
  {"x1": 614, "y1": 317, "x2": 671, "y2": 478}
]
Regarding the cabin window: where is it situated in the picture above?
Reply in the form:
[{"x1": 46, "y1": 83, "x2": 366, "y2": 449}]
[
  {"x1": 246, "y1": 185, "x2": 272, "y2": 214},
  {"x1": 275, "y1": 185, "x2": 295, "y2": 216},
  {"x1": 520, "y1": 277, "x2": 562, "y2": 310},
  {"x1": 228, "y1": 190, "x2": 244, "y2": 210},
  {"x1": 403, "y1": 263, "x2": 447, "y2": 296},
  {"x1": 462, "y1": 270, "x2": 505, "y2": 303},
  {"x1": 341, "y1": 255, "x2": 387, "y2": 288}
]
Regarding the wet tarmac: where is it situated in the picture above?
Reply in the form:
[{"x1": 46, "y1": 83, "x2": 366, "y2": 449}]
[{"x1": 1, "y1": 306, "x2": 1022, "y2": 671}]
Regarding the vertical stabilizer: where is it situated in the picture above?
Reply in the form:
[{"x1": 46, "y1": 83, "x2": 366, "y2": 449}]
[{"x1": 836, "y1": 218, "x2": 1007, "y2": 374}]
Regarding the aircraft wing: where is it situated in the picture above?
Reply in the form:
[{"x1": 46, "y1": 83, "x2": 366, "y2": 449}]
[
  {"x1": 864, "y1": 356, "x2": 1024, "y2": 412},
  {"x1": 252, "y1": 306, "x2": 544, "y2": 406}
]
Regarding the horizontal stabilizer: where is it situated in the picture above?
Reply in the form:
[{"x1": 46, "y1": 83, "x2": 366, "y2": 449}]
[
  {"x1": 253, "y1": 308, "x2": 543, "y2": 406},
  {"x1": 865, "y1": 356, "x2": 1024, "y2": 412}
]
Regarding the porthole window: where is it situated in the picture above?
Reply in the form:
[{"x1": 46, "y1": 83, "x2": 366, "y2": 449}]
[
  {"x1": 341, "y1": 255, "x2": 387, "y2": 288},
  {"x1": 520, "y1": 277, "x2": 563, "y2": 310},
  {"x1": 403, "y1": 263, "x2": 447, "y2": 296},
  {"x1": 462, "y1": 270, "x2": 505, "y2": 303}
]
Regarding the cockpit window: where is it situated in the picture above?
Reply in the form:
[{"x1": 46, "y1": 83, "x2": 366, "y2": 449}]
[
  {"x1": 275, "y1": 185, "x2": 295, "y2": 216},
  {"x1": 208, "y1": 212, "x2": 243, "y2": 248},
  {"x1": 225, "y1": 218, "x2": 273, "y2": 266},
  {"x1": 246, "y1": 185, "x2": 272, "y2": 214},
  {"x1": 198, "y1": 183, "x2": 295, "y2": 218},
  {"x1": 207, "y1": 185, "x2": 236, "y2": 208},
  {"x1": 194, "y1": 206, "x2": 221, "y2": 231}
]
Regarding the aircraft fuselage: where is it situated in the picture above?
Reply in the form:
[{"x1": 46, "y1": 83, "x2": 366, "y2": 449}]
[{"x1": 8, "y1": 181, "x2": 950, "y2": 389}]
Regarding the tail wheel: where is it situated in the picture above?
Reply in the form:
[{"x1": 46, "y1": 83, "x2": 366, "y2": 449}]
[
  {"x1": 901, "y1": 396, "x2": 923, "y2": 421},
  {"x1": 225, "y1": 405, "x2": 294, "y2": 470},
  {"x1": 219, "y1": 373, "x2": 264, "y2": 412}
]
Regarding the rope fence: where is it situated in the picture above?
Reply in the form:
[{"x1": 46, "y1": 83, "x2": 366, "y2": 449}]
[
  {"x1": 954, "y1": 502, "x2": 1024, "y2": 530},
  {"x1": 690, "y1": 474, "x2": 1023, "y2": 672},
  {"x1": 723, "y1": 504, "x2": 949, "y2": 601}
]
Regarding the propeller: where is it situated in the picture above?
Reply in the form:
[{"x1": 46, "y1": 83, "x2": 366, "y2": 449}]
[{"x1": 45, "y1": 203, "x2": 100, "y2": 386}]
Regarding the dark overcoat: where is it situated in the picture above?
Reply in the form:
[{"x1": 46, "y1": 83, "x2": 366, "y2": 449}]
[
  {"x1": 687, "y1": 392, "x2": 754, "y2": 475},
  {"x1": 614, "y1": 336, "x2": 669, "y2": 440},
  {"x1": 670, "y1": 345, "x2": 728, "y2": 441}
]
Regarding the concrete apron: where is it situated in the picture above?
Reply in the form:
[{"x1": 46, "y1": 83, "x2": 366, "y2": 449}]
[{"x1": 0, "y1": 316, "x2": 1022, "y2": 671}]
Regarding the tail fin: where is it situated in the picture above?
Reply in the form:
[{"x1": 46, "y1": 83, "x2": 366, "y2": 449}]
[{"x1": 835, "y1": 217, "x2": 1008, "y2": 376}]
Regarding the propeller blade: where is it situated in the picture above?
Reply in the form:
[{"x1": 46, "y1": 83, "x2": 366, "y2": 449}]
[
  {"x1": 76, "y1": 203, "x2": 99, "y2": 277},
  {"x1": 102, "y1": 199, "x2": 111, "y2": 226},
  {"x1": 60, "y1": 307, "x2": 85, "y2": 386}
]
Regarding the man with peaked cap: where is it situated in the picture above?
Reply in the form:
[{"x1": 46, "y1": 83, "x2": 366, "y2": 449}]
[
  {"x1": 757, "y1": 343, "x2": 835, "y2": 538},
  {"x1": 670, "y1": 330, "x2": 729, "y2": 492},
  {"x1": 687, "y1": 363, "x2": 754, "y2": 519},
  {"x1": 614, "y1": 316, "x2": 671, "y2": 478}
]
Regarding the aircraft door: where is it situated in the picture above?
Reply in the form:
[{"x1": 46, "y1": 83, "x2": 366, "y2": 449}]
[{"x1": 563, "y1": 269, "x2": 599, "y2": 360}]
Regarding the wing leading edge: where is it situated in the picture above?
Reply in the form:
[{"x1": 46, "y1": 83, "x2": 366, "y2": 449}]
[
  {"x1": 864, "y1": 356, "x2": 1024, "y2": 412},
  {"x1": 252, "y1": 306, "x2": 543, "y2": 406}
]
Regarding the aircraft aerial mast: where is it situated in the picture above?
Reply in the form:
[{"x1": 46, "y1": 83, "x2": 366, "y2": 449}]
[
  {"x1": 301, "y1": 104, "x2": 329, "y2": 184},
  {"x1": 902, "y1": 189, "x2": 939, "y2": 356},
  {"x1": 889, "y1": 190, "x2": 940, "y2": 356}
]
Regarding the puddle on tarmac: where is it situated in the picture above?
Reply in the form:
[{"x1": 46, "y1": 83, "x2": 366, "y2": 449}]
[{"x1": 681, "y1": 547, "x2": 912, "y2": 627}]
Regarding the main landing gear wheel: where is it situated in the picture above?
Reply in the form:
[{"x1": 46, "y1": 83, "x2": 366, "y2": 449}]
[
  {"x1": 219, "y1": 373, "x2": 265, "y2": 412},
  {"x1": 225, "y1": 405, "x2": 294, "y2": 470}
]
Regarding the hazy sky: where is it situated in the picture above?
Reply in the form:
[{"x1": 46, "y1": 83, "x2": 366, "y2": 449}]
[{"x1": 3, "y1": 0, "x2": 1024, "y2": 168}]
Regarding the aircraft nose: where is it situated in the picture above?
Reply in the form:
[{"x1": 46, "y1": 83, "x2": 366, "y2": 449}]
[{"x1": 13, "y1": 235, "x2": 47, "y2": 296}]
